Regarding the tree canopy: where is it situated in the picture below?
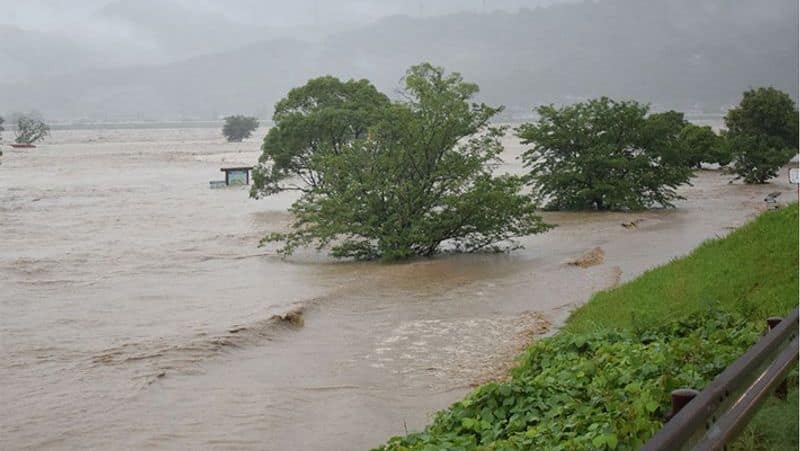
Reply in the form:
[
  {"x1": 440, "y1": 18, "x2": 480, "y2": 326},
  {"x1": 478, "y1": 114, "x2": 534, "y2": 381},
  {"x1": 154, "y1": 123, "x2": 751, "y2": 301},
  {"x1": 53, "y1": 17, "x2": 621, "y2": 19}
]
[
  {"x1": 254, "y1": 64, "x2": 551, "y2": 260},
  {"x1": 14, "y1": 115, "x2": 50, "y2": 145},
  {"x1": 677, "y1": 123, "x2": 728, "y2": 168},
  {"x1": 724, "y1": 87, "x2": 798, "y2": 183},
  {"x1": 517, "y1": 98, "x2": 694, "y2": 211},
  {"x1": 222, "y1": 115, "x2": 259, "y2": 142},
  {"x1": 251, "y1": 76, "x2": 391, "y2": 197}
]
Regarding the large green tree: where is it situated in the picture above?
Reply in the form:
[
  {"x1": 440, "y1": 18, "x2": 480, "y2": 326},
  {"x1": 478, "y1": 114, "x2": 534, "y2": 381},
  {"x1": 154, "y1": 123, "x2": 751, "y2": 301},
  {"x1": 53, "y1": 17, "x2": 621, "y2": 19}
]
[
  {"x1": 256, "y1": 64, "x2": 551, "y2": 260},
  {"x1": 251, "y1": 76, "x2": 391, "y2": 197},
  {"x1": 517, "y1": 98, "x2": 693, "y2": 211},
  {"x1": 724, "y1": 87, "x2": 798, "y2": 183}
]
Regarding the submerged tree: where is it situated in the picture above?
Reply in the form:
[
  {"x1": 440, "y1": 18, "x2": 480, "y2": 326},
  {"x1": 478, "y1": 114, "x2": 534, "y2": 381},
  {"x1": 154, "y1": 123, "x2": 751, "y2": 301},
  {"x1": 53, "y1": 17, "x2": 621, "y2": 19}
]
[
  {"x1": 678, "y1": 123, "x2": 728, "y2": 168},
  {"x1": 255, "y1": 64, "x2": 551, "y2": 260},
  {"x1": 15, "y1": 115, "x2": 50, "y2": 145},
  {"x1": 643, "y1": 110, "x2": 688, "y2": 165},
  {"x1": 724, "y1": 87, "x2": 798, "y2": 183},
  {"x1": 645, "y1": 111, "x2": 729, "y2": 168},
  {"x1": 222, "y1": 115, "x2": 259, "y2": 142},
  {"x1": 517, "y1": 98, "x2": 693, "y2": 211},
  {"x1": 251, "y1": 76, "x2": 391, "y2": 197}
]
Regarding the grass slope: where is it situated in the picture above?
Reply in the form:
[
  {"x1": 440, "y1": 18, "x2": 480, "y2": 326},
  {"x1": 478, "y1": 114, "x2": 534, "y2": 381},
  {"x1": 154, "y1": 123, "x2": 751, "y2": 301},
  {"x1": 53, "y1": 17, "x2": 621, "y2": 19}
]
[
  {"x1": 565, "y1": 203, "x2": 798, "y2": 334},
  {"x1": 376, "y1": 203, "x2": 798, "y2": 451}
]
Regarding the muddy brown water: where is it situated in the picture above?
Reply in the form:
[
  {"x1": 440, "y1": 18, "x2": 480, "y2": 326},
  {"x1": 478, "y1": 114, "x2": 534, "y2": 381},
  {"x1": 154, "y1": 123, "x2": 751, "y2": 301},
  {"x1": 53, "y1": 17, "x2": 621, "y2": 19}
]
[{"x1": 1, "y1": 127, "x2": 797, "y2": 450}]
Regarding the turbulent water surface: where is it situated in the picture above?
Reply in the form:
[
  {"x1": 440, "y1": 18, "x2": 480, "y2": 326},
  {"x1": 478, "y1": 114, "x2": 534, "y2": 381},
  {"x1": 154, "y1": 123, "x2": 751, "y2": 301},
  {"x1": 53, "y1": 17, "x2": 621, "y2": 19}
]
[{"x1": 1, "y1": 127, "x2": 797, "y2": 450}]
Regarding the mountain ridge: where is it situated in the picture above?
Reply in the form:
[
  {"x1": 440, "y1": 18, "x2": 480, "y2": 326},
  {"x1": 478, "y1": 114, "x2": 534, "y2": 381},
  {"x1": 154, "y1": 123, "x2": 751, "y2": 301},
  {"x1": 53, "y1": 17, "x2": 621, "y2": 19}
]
[{"x1": 1, "y1": 0, "x2": 796, "y2": 121}]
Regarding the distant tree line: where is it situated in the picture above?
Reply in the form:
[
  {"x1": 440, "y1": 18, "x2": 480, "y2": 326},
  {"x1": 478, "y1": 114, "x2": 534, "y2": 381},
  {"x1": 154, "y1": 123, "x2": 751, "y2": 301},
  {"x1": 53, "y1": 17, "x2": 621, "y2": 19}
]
[{"x1": 248, "y1": 63, "x2": 796, "y2": 260}]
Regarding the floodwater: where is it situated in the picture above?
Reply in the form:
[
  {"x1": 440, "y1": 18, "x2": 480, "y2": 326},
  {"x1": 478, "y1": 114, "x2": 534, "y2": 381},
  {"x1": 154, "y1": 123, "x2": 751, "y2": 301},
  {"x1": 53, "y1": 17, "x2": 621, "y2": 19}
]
[{"x1": 1, "y1": 127, "x2": 797, "y2": 450}]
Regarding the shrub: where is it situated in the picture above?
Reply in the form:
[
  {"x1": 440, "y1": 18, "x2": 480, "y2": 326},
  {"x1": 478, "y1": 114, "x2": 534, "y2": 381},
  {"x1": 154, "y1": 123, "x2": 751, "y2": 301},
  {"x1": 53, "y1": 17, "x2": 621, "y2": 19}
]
[
  {"x1": 222, "y1": 115, "x2": 259, "y2": 142},
  {"x1": 14, "y1": 115, "x2": 49, "y2": 144}
]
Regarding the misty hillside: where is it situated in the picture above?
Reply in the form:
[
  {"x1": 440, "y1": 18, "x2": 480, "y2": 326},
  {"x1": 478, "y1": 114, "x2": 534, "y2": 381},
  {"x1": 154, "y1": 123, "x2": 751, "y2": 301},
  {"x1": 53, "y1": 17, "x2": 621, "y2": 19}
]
[
  {"x1": 0, "y1": 26, "x2": 102, "y2": 84},
  {"x1": 94, "y1": 0, "x2": 274, "y2": 61},
  {"x1": 323, "y1": 0, "x2": 798, "y2": 111},
  {"x1": 1, "y1": 0, "x2": 796, "y2": 121}
]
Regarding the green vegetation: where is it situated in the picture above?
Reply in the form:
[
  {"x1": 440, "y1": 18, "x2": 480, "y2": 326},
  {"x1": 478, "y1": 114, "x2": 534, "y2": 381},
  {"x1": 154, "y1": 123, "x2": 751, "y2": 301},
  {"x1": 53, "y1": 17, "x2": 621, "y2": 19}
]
[
  {"x1": 567, "y1": 204, "x2": 798, "y2": 332},
  {"x1": 252, "y1": 80, "x2": 797, "y2": 259},
  {"x1": 222, "y1": 115, "x2": 259, "y2": 142},
  {"x1": 517, "y1": 98, "x2": 694, "y2": 211},
  {"x1": 379, "y1": 312, "x2": 761, "y2": 450},
  {"x1": 731, "y1": 382, "x2": 799, "y2": 451},
  {"x1": 254, "y1": 64, "x2": 551, "y2": 260},
  {"x1": 678, "y1": 123, "x2": 729, "y2": 168},
  {"x1": 252, "y1": 76, "x2": 390, "y2": 196},
  {"x1": 14, "y1": 115, "x2": 49, "y2": 145},
  {"x1": 724, "y1": 87, "x2": 798, "y2": 183},
  {"x1": 514, "y1": 86, "x2": 797, "y2": 212},
  {"x1": 377, "y1": 204, "x2": 798, "y2": 450}
]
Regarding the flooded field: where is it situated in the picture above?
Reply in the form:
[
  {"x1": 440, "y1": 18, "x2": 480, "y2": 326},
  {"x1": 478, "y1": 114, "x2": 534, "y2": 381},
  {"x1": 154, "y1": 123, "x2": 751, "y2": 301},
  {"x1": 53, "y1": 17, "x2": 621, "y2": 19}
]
[{"x1": 1, "y1": 127, "x2": 797, "y2": 450}]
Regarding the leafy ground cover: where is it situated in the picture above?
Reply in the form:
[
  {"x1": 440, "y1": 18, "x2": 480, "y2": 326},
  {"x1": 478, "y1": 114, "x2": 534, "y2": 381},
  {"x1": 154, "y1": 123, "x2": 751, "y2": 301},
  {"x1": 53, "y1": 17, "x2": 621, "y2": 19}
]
[{"x1": 376, "y1": 204, "x2": 798, "y2": 450}]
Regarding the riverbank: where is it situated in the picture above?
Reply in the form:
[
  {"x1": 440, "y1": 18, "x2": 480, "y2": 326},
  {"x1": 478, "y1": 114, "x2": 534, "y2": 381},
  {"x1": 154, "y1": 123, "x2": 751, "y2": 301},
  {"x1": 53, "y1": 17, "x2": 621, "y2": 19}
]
[
  {"x1": 377, "y1": 204, "x2": 799, "y2": 450},
  {"x1": 1, "y1": 127, "x2": 797, "y2": 450}
]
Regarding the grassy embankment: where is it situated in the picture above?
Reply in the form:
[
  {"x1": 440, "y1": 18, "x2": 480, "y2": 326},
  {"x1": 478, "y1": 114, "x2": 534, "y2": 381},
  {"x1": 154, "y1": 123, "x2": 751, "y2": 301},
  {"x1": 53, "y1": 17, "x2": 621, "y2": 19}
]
[{"x1": 377, "y1": 203, "x2": 798, "y2": 451}]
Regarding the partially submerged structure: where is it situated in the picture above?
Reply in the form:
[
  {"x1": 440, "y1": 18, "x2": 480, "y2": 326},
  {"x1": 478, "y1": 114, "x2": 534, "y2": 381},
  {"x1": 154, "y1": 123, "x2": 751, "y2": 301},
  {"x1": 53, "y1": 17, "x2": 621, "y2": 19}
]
[
  {"x1": 221, "y1": 167, "x2": 252, "y2": 185},
  {"x1": 211, "y1": 166, "x2": 253, "y2": 188}
]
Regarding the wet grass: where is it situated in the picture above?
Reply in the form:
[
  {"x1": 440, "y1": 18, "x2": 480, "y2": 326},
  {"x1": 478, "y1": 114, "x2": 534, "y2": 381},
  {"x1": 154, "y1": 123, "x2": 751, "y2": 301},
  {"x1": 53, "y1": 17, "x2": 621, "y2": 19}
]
[
  {"x1": 565, "y1": 203, "x2": 798, "y2": 334},
  {"x1": 730, "y1": 383, "x2": 799, "y2": 451}
]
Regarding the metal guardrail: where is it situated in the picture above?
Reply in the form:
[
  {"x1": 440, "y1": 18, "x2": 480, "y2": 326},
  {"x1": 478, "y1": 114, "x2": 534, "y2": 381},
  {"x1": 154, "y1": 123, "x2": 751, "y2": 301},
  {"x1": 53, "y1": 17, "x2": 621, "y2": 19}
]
[{"x1": 641, "y1": 308, "x2": 799, "y2": 451}]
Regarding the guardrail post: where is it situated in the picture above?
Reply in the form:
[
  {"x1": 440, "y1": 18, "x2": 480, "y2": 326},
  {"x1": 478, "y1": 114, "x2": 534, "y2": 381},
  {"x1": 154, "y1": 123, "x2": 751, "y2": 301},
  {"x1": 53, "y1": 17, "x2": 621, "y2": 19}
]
[
  {"x1": 667, "y1": 388, "x2": 700, "y2": 421},
  {"x1": 767, "y1": 317, "x2": 788, "y2": 399}
]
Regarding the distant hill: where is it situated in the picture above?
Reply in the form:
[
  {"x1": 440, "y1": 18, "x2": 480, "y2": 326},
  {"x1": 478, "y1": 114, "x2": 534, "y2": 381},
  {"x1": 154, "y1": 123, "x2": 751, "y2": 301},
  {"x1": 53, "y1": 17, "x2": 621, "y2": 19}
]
[
  {"x1": 0, "y1": 38, "x2": 315, "y2": 121},
  {"x1": 1, "y1": 0, "x2": 796, "y2": 121},
  {"x1": 93, "y1": 0, "x2": 272, "y2": 61},
  {"x1": 320, "y1": 0, "x2": 798, "y2": 112},
  {"x1": 0, "y1": 25, "x2": 101, "y2": 84}
]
